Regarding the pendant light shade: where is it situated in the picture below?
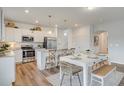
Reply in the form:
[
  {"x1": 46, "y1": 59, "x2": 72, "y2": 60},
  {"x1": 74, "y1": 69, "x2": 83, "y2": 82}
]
[{"x1": 48, "y1": 15, "x2": 52, "y2": 34}]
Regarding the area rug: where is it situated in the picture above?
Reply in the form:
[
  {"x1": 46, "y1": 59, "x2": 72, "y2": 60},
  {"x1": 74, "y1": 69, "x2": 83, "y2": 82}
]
[{"x1": 46, "y1": 71, "x2": 124, "y2": 86}]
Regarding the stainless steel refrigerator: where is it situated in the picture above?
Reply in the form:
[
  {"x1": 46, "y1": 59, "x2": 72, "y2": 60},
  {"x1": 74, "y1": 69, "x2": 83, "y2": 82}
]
[{"x1": 43, "y1": 37, "x2": 57, "y2": 49}]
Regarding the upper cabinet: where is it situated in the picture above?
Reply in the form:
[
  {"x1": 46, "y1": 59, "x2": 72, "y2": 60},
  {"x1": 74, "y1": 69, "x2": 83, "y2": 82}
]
[
  {"x1": 33, "y1": 31, "x2": 43, "y2": 42},
  {"x1": 4, "y1": 22, "x2": 58, "y2": 43},
  {"x1": 5, "y1": 27, "x2": 21, "y2": 42},
  {"x1": 14, "y1": 29, "x2": 22, "y2": 42},
  {"x1": 5, "y1": 28, "x2": 15, "y2": 42},
  {"x1": 5, "y1": 27, "x2": 44, "y2": 42},
  {"x1": 21, "y1": 29, "x2": 32, "y2": 36}
]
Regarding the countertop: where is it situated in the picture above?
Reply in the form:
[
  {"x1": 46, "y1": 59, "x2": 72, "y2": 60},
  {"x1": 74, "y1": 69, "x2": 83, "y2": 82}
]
[{"x1": 0, "y1": 51, "x2": 15, "y2": 58}]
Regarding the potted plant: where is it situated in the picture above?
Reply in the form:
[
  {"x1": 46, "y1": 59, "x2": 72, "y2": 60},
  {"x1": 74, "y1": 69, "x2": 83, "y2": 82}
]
[{"x1": 0, "y1": 43, "x2": 10, "y2": 56}]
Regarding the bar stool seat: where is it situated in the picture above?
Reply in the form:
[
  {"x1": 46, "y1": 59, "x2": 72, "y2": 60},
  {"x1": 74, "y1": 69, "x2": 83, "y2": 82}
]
[{"x1": 60, "y1": 61, "x2": 83, "y2": 86}]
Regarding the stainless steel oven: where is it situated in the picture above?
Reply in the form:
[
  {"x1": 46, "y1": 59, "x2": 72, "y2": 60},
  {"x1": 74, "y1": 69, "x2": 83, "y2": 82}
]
[{"x1": 21, "y1": 46, "x2": 35, "y2": 63}]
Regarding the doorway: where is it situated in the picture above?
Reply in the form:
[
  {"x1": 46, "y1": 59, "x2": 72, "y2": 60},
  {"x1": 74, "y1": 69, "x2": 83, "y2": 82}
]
[{"x1": 94, "y1": 31, "x2": 108, "y2": 54}]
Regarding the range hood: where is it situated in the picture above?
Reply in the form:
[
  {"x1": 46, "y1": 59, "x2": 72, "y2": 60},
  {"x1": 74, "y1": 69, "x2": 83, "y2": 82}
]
[{"x1": 0, "y1": 8, "x2": 5, "y2": 41}]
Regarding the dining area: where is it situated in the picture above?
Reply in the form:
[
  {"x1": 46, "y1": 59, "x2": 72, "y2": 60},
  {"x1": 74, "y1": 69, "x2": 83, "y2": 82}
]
[
  {"x1": 35, "y1": 47, "x2": 120, "y2": 86},
  {"x1": 59, "y1": 49, "x2": 109, "y2": 86},
  {"x1": 34, "y1": 29, "x2": 123, "y2": 86}
]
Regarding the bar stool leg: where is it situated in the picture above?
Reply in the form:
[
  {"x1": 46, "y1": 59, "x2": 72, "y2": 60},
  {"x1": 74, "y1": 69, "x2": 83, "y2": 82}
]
[
  {"x1": 90, "y1": 74, "x2": 93, "y2": 86},
  {"x1": 60, "y1": 74, "x2": 65, "y2": 86},
  {"x1": 77, "y1": 73, "x2": 82, "y2": 86},
  {"x1": 70, "y1": 75, "x2": 72, "y2": 86},
  {"x1": 101, "y1": 78, "x2": 104, "y2": 86}
]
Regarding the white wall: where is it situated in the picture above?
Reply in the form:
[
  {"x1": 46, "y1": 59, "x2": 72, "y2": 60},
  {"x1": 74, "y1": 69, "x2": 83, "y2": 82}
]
[
  {"x1": 57, "y1": 28, "x2": 72, "y2": 49},
  {"x1": 94, "y1": 20, "x2": 124, "y2": 64},
  {"x1": 72, "y1": 26, "x2": 91, "y2": 52}
]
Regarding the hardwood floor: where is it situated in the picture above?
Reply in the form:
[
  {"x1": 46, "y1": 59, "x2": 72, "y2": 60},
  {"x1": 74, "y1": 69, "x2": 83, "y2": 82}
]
[
  {"x1": 14, "y1": 62, "x2": 124, "y2": 86},
  {"x1": 14, "y1": 62, "x2": 59, "y2": 86}
]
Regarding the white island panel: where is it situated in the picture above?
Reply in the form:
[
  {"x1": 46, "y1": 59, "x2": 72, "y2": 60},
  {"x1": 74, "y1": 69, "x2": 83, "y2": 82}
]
[{"x1": 0, "y1": 52, "x2": 16, "y2": 86}]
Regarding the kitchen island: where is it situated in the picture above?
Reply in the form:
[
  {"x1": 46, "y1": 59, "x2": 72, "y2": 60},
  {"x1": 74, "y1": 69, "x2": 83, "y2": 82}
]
[
  {"x1": 35, "y1": 49, "x2": 49, "y2": 70},
  {"x1": 35, "y1": 48, "x2": 58, "y2": 70},
  {"x1": 0, "y1": 51, "x2": 16, "y2": 86}
]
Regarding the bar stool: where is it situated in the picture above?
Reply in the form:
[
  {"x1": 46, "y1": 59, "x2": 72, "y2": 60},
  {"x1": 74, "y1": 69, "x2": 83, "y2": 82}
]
[{"x1": 60, "y1": 61, "x2": 82, "y2": 86}]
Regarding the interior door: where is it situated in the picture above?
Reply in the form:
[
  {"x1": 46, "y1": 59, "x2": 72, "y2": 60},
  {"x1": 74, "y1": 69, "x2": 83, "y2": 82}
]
[{"x1": 94, "y1": 31, "x2": 108, "y2": 54}]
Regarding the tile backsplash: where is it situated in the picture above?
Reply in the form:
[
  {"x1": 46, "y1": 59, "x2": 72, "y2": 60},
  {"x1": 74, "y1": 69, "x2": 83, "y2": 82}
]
[{"x1": 0, "y1": 41, "x2": 44, "y2": 50}]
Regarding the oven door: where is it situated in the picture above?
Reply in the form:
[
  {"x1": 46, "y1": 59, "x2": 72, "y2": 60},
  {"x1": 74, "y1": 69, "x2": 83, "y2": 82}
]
[
  {"x1": 27, "y1": 50, "x2": 35, "y2": 57},
  {"x1": 22, "y1": 50, "x2": 35, "y2": 63}
]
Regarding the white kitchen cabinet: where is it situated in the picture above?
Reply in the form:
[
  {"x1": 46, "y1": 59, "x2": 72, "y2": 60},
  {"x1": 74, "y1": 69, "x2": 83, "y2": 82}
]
[
  {"x1": 5, "y1": 27, "x2": 22, "y2": 42},
  {"x1": 33, "y1": 31, "x2": 43, "y2": 42},
  {"x1": 14, "y1": 29, "x2": 22, "y2": 42},
  {"x1": 0, "y1": 55, "x2": 16, "y2": 86},
  {"x1": 5, "y1": 25, "x2": 58, "y2": 43},
  {"x1": 5, "y1": 28, "x2": 15, "y2": 42},
  {"x1": 22, "y1": 29, "x2": 33, "y2": 36},
  {"x1": 14, "y1": 49, "x2": 22, "y2": 63}
]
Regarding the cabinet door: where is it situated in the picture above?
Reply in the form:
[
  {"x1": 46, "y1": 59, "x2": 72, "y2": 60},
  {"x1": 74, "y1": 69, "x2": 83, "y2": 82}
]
[
  {"x1": 33, "y1": 31, "x2": 43, "y2": 42},
  {"x1": 21, "y1": 29, "x2": 29, "y2": 36},
  {"x1": 5, "y1": 28, "x2": 15, "y2": 42},
  {"x1": 14, "y1": 29, "x2": 22, "y2": 42}
]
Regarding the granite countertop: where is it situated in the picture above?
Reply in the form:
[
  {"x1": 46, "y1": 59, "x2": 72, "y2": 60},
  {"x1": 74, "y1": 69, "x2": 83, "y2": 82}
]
[
  {"x1": 0, "y1": 51, "x2": 15, "y2": 58},
  {"x1": 12, "y1": 48, "x2": 22, "y2": 51}
]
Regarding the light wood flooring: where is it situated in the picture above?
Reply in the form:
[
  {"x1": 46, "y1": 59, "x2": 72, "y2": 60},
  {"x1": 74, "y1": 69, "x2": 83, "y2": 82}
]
[
  {"x1": 14, "y1": 62, "x2": 59, "y2": 86},
  {"x1": 14, "y1": 62, "x2": 124, "y2": 86}
]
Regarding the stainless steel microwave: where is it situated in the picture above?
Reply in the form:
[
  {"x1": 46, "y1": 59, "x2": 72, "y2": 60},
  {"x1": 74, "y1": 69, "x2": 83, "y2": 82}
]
[{"x1": 22, "y1": 36, "x2": 34, "y2": 42}]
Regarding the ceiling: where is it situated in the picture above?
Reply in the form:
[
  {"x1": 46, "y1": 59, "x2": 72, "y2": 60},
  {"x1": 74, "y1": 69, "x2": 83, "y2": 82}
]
[{"x1": 3, "y1": 7, "x2": 124, "y2": 28}]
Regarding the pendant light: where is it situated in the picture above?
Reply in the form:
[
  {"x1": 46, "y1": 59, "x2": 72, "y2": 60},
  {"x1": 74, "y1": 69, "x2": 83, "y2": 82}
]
[
  {"x1": 64, "y1": 19, "x2": 67, "y2": 36},
  {"x1": 48, "y1": 15, "x2": 52, "y2": 34}
]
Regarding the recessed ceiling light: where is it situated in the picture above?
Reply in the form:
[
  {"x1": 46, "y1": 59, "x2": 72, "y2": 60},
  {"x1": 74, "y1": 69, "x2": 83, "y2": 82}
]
[
  {"x1": 74, "y1": 24, "x2": 78, "y2": 27},
  {"x1": 64, "y1": 32, "x2": 67, "y2": 36},
  {"x1": 24, "y1": 9, "x2": 29, "y2": 13},
  {"x1": 35, "y1": 20, "x2": 39, "y2": 23},
  {"x1": 87, "y1": 7, "x2": 95, "y2": 10},
  {"x1": 48, "y1": 31, "x2": 52, "y2": 34}
]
